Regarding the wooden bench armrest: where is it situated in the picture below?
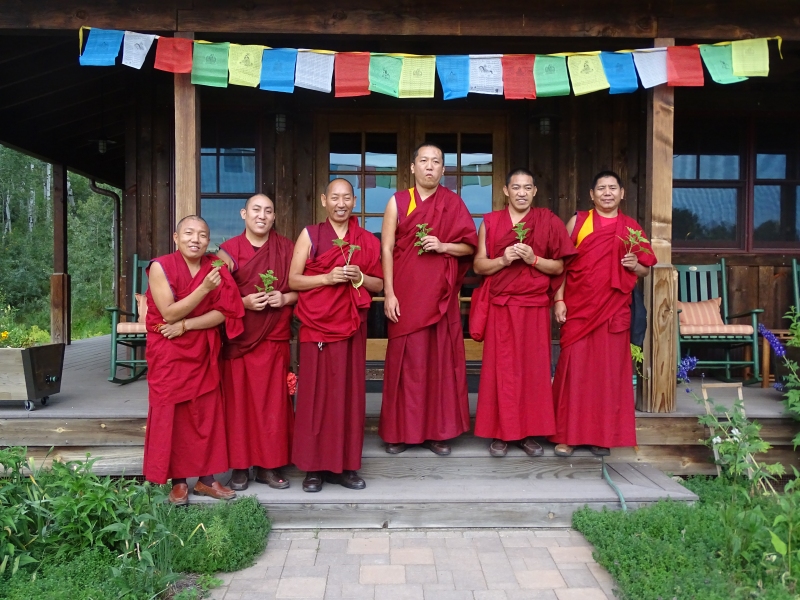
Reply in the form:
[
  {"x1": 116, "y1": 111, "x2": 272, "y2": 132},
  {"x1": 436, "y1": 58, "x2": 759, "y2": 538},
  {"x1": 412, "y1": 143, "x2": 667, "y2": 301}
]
[
  {"x1": 106, "y1": 306, "x2": 135, "y2": 317},
  {"x1": 727, "y1": 309, "x2": 764, "y2": 320}
]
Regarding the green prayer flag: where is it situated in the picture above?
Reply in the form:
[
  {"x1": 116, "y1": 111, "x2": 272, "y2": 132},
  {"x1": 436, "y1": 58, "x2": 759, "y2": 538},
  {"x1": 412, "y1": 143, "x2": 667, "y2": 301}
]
[
  {"x1": 533, "y1": 55, "x2": 571, "y2": 97},
  {"x1": 191, "y1": 42, "x2": 230, "y2": 87},
  {"x1": 699, "y1": 45, "x2": 748, "y2": 84},
  {"x1": 369, "y1": 54, "x2": 403, "y2": 98}
]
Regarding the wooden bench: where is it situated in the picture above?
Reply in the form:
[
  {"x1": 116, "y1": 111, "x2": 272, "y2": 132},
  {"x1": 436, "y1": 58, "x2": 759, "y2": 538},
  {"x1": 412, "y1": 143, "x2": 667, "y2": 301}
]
[{"x1": 106, "y1": 254, "x2": 149, "y2": 384}]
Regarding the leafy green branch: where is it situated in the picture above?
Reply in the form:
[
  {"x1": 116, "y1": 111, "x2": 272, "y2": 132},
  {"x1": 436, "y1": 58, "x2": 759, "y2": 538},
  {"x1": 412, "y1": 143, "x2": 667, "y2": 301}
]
[
  {"x1": 255, "y1": 270, "x2": 278, "y2": 293},
  {"x1": 414, "y1": 223, "x2": 432, "y2": 255},
  {"x1": 512, "y1": 222, "x2": 530, "y2": 243},
  {"x1": 618, "y1": 227, "x2": 652, "y2": 255}
]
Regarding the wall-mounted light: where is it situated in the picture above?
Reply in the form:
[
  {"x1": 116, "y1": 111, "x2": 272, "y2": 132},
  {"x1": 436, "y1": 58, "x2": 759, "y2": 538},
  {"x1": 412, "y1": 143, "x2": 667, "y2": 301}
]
[
  {"x1": 539, "y1": 117, "x2": 551, "y2": 136},
  {"x1": 275, "y1": 114, "x2": 287, "y2": 133},
  {"x1": 97, "y1": 139, "x2": 108, "y2": 154}
]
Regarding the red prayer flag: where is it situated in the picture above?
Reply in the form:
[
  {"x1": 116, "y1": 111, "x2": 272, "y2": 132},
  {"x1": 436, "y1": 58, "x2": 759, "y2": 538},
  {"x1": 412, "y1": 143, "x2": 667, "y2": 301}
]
[
  {"x1": 335, "y1": 52, "x2": 371, "y2": 97},
  {"x1": 502, "y1": 55, "x2": 536, "y2": 100},
  {"x1": 153, "y1": 37, "x2": 193, "y2": 73},
  {"x1": 667, "y1": 46, "x2": 705, "y2": 87}
]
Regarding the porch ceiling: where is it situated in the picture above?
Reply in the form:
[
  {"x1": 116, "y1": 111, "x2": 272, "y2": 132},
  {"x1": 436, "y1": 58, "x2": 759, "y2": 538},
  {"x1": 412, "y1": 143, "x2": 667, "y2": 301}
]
[{"x1": 0, "y1": 33, "x2": 128, "y2": 187}]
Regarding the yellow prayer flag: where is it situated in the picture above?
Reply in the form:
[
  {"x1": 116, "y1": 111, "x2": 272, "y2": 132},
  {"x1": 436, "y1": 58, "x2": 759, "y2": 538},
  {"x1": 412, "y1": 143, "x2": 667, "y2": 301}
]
[
  {"x1": 731, "y1": 38, "x2": 769, "y2": 77},
  {"x1": 399, "y1": 56, "x2": 436, "y2": 98},
  {"x1": 228, "y1": 44, "x2": 264, "y2": 87},
  {"x1": 567, "y1": 54, "x2": 610, "y2": 96}
]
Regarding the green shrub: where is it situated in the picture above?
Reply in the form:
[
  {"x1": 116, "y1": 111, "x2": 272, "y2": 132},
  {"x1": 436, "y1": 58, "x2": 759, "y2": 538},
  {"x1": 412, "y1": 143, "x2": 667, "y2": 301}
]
[{"x1": 168, "y1": 496, "x2": 271, "y2": 574}]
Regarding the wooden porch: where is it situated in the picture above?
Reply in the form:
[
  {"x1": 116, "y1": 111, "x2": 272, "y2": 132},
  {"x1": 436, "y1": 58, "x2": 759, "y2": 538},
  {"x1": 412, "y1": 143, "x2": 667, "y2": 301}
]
[{"x1": 4, "y1": 335, "x2": 800, "y2": 528}]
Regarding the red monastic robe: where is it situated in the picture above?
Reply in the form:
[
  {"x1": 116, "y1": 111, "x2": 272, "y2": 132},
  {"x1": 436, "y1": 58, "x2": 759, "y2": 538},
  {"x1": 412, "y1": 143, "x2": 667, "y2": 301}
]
[
  {"x1": 291, "y1": 217, "x2": 383, "y2": 473},
  {"x1": 379, "y1": 185, "x2": 478, "y2": 444},
  {"x1": 474, "y1": 207, "x2": 577, "y2": 441},
  {"x1": 549, "y1": 210, "x2": 657, "y2": 448},
  {"x1": 143, "y1": 252, "x2": 244, "y2": 484},
  {"x1": 219, "y1": 231, "x2": 295, "y2": 471}
]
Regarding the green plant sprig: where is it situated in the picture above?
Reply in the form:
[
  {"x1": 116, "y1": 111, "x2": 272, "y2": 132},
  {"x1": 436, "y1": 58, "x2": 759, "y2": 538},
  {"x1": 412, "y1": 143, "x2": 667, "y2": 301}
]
[
  {"x1": 414, "y1": 223, "x2": 433, "y2": 255},
  {"x1": 333, "y1": 238, "x2": 362, "y2": 294},
  {"x1": 255, "y1": 270, "x2": 278, "y2": 293},
  {"x1": 512, "y1": 222, "x2": 530, "y2": 243},
  {"x1": 211, "y1": 259, "x2": 226, "y2": 268},
  {"x1": 618, "y1": 227, "x2": 652, "y2": 256}
]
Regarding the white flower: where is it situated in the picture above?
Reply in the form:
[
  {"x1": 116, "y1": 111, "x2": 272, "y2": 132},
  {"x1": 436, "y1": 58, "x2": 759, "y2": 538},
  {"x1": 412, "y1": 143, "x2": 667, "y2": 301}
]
[
  {"x1": 731, "y1": 428, "x2": 740, "y2": 437},
  {"x1": 712, "y1": 436, "x2": 722, "y2": 445}
]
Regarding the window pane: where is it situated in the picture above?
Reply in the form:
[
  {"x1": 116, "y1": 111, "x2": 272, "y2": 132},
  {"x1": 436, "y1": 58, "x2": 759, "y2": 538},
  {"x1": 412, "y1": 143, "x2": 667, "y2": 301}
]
[
  {"x1": 757, "y1": 154, "x2": 787, "y2": 180},
  {"x1": 442, "y1": 175, "x2": 458, "y2": 194},
  {"x1": 217, "y1": 115, "x2": 256, "y2": 151},
  {"x1": 699, "y1": 155, "x2": 739, "y2": 180},
  {"x1": 754, "y1": 185, "x2": 800, "y2": 244},
  {"x1": 201, "y1": 155, "x2": 217, "y2": 193},
  {"x1": 220, "y1": 155, "x2": 256, "y2": 193},
  {"x1": 365, "y1": 175, "x2": 396, "y2": 213},
  {"x1": 330, "y1": 133, "x2": 361, "y2": 171},
  {"x1": 201, "y1": 198, "x2": 247, "y2": 251},
  {"x1": 364, "y1": 216, "x2": 383, "y2": 239},
  {"x1": 365, "y1": 133, "x2": 397, "y2": 172},
  {"x1": 673, "y1": 188, "x2": 738, "y2": 242},
  {"x1": 461, "y1": 134, "x2": 492, "y2": 173},
  {"x1": 473, "y1": 217, "x2": 483, "y2": 233},
  {"x1": 424, "y1": 133, "x2": 457, "y2": 167},
  {"x1": 673, "y1": 155, "x2": 696, "y2": 179},
  {"x1": 329, "y1": 174, "x2": 361, "y2": 212},
  {"x1": 461, "y1": 176, "x2": 492, "y2": 214}
]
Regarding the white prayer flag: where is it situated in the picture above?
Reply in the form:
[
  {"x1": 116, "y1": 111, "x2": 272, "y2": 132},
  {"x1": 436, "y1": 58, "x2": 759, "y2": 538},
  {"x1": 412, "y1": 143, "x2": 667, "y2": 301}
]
[
  {"x1": 632, "y1": 48, "x2": 668, "y2": 89},
  {"x1": 295, "y1": 50, "x2": 335, "y2": 93},
  {"x1": 122, "y1": 31, "x2": 156, "y2": 69},
  {"x1": 469, "y1": 54, "x2": 503, "y2": 95}
]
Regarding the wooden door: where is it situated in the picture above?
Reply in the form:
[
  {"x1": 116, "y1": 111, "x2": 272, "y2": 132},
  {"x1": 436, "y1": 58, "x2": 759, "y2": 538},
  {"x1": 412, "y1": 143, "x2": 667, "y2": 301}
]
[{"x1": 314, "y1": 111, "x2": 509, "y2": 361}]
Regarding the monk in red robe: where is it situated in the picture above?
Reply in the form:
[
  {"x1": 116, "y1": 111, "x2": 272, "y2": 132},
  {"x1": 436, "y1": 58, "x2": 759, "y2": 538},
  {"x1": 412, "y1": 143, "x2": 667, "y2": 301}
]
[
  {"x1": 550, "y1": 171, "x2": 657, "y2": 456},
  {"x1": 143, "y1": 215, "x2": 245, "y2": 505},
  {"x1": 472, "y1": 169, "x2": 577, "y2": 457},
  {"x1": 289, "y1": 178, "x2": 383, "y2": 492},
  {"x1": 379, "y1": 142, "x2": 478, "y2": 456},
  {"x1": 217, "y1": 194, "x2": 297, "y2": 491}
]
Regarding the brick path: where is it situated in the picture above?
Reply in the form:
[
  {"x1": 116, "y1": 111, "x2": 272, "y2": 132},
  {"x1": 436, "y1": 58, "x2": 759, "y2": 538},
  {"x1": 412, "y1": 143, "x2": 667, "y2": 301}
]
[{"x1": 211, "y1": 529, "x2": 616, "y2": 600}]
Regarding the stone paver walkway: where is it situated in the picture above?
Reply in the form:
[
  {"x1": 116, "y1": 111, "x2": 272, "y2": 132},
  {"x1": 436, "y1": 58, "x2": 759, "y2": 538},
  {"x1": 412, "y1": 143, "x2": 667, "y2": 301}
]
[{"x1": 211, "y1": 529, "x2": 616, "y2": 600}]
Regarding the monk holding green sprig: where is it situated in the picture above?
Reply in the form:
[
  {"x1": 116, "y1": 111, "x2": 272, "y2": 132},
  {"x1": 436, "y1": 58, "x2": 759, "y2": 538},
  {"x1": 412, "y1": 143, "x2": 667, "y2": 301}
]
[
  {"x1": 217, "y1": 193, "x2": 297, "y2": 492},
  {"x1": 289, "y1": 178, "x2": 383, "y2": 492},
  {"x1": 472, "y1": 169, "x2": 577, "y2": 457},
  {"x1": 379, "y1": 142, "x2": 478, "y2": 456},
  {"x1": 550, "y1": 171, "x2": 656, "y2": 457}
]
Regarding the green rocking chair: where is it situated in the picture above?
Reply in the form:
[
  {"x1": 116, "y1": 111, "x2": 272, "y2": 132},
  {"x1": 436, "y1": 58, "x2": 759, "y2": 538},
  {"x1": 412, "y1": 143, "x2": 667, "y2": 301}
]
[
  {"x1": 106, "y1": 254, "x2": 150, "y2": 384},
  {"x1": 675, "y1": 258, "x2": 763, "y2": 384}
]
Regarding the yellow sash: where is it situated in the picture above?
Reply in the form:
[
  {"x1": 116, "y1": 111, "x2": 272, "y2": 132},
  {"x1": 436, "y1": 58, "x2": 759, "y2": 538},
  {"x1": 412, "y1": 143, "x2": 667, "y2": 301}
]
[
  {"x1": 407, "y1": 187, "x2": 416, "y2": 216},
  {"x1": 575, "y1": 209, "x2": 594, "y2": 248}
]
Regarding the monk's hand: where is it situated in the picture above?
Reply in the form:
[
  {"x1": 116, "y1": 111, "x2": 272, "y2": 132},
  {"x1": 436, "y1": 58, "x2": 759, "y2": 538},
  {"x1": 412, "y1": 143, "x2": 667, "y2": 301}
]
[
  {"x1": 513, "y1": 243, "x2": 536, "y2": 265},
  {"x1": 554, "y1": 301, "x2": 567, "y2": 324},
  {"x1": 200, "y1": 266, "x2": 222, "y2": 293},
  {"x1": 265, "y1": 290, "x2": 286, "y2": 308},
  {"x1": 500, "y1": 246, "x2": 520, "y2": 267},
  {"x1": 342, "y1": 265, "x2": 362, "y2": 282},
  {"x1": 621, "y1": 252, "x2": 639, "y2": 271},
  {"x1": 243, "y1": 291, "x2": 269, "y2": 311},
  {"x1": 326, "y1": 267, "x2": 349, "y2": 286},
  {"x1": 420, "y1": 235, "x2": 444, "y2": 254},
  {"x1": 384, "y1": 294, "x2": 401, "y2": 323},
  {"x1": 159, "y1": 321, "x2": 184, "y2": 340}
]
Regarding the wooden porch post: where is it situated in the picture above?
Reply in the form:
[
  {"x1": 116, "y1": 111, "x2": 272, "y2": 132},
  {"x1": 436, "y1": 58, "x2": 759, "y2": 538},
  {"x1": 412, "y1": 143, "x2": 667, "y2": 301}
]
[
  {"x1": 639, "y1": 38, "x2": 677, "y2": 413},
  {"x1": 174, "y1": 32, "x2": 199, "y2": 223},
  {"x1": 50, "y1": 164, "x2": 70, "y2": 344}
]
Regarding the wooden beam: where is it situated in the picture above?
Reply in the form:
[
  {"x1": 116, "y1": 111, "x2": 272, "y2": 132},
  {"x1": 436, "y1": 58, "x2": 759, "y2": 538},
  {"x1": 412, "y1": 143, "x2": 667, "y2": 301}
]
[
  {"x1": 0, "y1": 1, "x2": 178, "y2": 31},
  {"x1": 51, "y1": 164, "x2": 70, "y2": 344},
  {"x1": 640, "y1": 37, "x2": 676, "y2": 413},
  {"x1": 173, "y1": 31, "x2": 199, "y2": 223}
]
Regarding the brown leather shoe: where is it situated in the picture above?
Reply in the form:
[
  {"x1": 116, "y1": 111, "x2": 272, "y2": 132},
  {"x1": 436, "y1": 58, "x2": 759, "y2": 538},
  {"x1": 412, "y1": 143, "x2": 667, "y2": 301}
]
[
  {"x1": 302, "y1": 471, "x2": 323, "y2": 493},
  {"x1": 168, "y1": 483, "x2": 189, "y2": 505},
  {"x1": 385, "y1": 443, "x2": 408, "y2": 454},
  {"x1": 229, "y1": 469, "x2": 250, "y2": 491},
  {"x1": 518, "y1": 437, "x2": 544, "y2": 457},
  {"x1": 423, "y1": 440, "x2": 451, "y2": 456},
  {"x1": 591, "y1": 446, "x2": 611, "y2": 456},
  {"x1": 193, "y1": 481, "x2": 236, "y2": 500},
  {"x1": 255, "y1": 467, "x2": 290, "y2": 489},
  {"x1": 489, "y1": 439, "x2": 508, "y2": 457},
  {"x1": 554, "y1": 443, "x2": 575, "y2": 457},
  {"x1": 325, "y1": 470, "x2": 366, "y2": 490}
]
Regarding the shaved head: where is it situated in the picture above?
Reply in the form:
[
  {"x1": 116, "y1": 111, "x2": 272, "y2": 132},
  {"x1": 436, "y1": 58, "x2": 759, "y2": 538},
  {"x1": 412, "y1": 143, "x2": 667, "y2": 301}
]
[
  {"x1": 245, "y1": 193, "x2": 274, "y2": 209},
  {"x1": 175, "y1": 214, "x2": 209, "y2": 233},
  {"x1": 326, "y1": 178, "x2": 355, "y2": 196}
]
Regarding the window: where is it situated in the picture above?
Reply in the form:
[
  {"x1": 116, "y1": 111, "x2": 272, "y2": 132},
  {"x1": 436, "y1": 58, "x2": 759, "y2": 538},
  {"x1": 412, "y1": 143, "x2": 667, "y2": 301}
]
[
  {"x1": 672, "y1": 115, "x2": 800, "y2": 251},
  {"x1": 200, "y1": 113, "x2": 258, "y2": 249}
]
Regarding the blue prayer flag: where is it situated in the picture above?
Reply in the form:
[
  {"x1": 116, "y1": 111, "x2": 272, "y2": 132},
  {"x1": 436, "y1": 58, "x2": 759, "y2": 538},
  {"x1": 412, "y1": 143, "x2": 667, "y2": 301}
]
[
  {"x1": 79, "y1": 28, "x2": 124, "y2": 66},
  {"x1": 599, "y1": 52, "x2": 638, "y2": 94},
  {"x1": 436, "y1": 55, "x2": 469, "y2": 100},
  {"x1": 260, "y1": 48, "x2": 298, "y2": 93}
]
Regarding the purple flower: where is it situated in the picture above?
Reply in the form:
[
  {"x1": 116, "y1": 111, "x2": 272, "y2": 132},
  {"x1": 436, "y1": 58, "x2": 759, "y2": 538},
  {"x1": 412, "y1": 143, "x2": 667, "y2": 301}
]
[
  {"x1": 677, "y1": 355, "x2": 697, "y2": 383},
  {"x1": 774, "y1": 382, "x2": 786, "y2": 392},
  {"x1": 759, "y1": 324, "x2": 787, "y2": 358}
]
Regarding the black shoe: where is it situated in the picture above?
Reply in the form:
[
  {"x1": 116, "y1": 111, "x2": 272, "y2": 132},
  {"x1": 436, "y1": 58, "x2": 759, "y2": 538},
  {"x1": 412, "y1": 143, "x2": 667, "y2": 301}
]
[
  {"x1": 422, "y1": 440, "x2": 451, "y2": 456},
  {"x1": 590, "y1": 446, "x2": 611, "y2": 456},
  {"x1": 302, "y1": 471, "x2": 323, "y2": 493},
  {"x1": 325, "y1": 470, "x2": 366, "y2": 490},
  {"x1": 229, "y1": 468, "x2": 250, "y2": 491},
  {"x1": 386, "y1": 443, "x2": 408, "y2": 454}
]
